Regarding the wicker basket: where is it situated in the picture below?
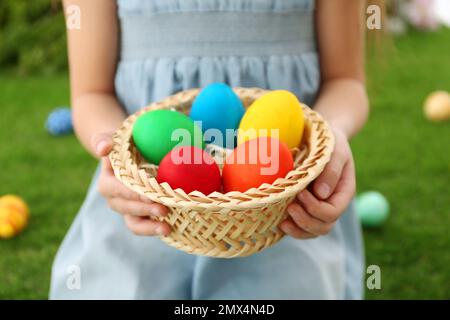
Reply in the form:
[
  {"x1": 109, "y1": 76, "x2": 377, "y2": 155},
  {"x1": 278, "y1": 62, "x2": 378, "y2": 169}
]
[{"x1": 109, "y1": 88, "x2": 334, "y2": 258}]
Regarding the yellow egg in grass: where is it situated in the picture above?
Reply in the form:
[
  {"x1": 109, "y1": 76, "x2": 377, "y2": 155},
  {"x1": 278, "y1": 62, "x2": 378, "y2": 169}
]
[
  {"x1": 0, "y1": 194, "x2": 29, "y2": 217},
  {"x1": 0, "y1": 207, "x2": 25, "y2": 238},
  {"x1": 0, "y1": 223, "x2": 15, "y2": 239},
  {"x1": 0, "y1": 195, "x2": 29, "y2": 239},
  {"x1": 423, "y1": 91, "x2": 450, "y2": 122}
]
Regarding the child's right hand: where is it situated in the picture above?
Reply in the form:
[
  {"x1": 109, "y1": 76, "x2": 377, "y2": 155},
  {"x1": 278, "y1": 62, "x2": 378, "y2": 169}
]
[{"x1": 92, "y1": 133, "x2": 171, "y2": 237}]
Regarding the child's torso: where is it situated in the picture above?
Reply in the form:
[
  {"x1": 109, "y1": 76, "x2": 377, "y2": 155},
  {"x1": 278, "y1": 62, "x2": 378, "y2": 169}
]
[{"x1": 115, "y1": 0, "x2": 320, "y2": 112}]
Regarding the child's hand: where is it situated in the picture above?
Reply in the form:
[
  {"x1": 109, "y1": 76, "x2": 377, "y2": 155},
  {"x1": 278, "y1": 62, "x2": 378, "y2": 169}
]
[
  {"x1": 279, "y1": 127, "x2": 356, "y2": 239},
  {"x1": 92, "y1": 133, "x2": 171, "y2": 237}
]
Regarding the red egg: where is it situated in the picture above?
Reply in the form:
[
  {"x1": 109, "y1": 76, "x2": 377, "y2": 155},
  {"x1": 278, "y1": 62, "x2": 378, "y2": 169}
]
[
  {"x1": 222, "y1": 137, "x2": 294, "y2": 193},
  {"x1": 157, "y1": 146, "x2": 222, "y2": 195}
]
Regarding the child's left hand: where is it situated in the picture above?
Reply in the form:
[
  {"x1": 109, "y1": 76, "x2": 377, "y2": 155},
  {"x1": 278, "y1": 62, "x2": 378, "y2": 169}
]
[{"x1": 279, "y1": 127, "x2": 356, "y2": 239}]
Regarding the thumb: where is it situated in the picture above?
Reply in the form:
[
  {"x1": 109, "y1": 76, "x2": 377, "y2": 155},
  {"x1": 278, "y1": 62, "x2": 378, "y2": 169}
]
[{"x1": 91, "y1": 132, "x2": 113, "y2": 158}]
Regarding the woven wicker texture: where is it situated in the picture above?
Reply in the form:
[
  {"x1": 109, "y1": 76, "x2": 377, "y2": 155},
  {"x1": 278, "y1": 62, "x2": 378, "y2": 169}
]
[{"x1": 109, "y1": 88, "x2": 334, "y2": 258}]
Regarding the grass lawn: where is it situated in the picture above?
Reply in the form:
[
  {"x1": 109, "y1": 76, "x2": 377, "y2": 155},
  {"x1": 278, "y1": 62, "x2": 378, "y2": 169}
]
[{"x1": 1, "y1": 28, "x2": 449, "y2": 300}]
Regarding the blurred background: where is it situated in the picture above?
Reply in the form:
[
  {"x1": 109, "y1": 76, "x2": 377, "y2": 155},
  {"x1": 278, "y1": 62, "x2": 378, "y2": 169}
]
[{"x1": 0, "y1": 0, "x2": 449, "y2": 299}]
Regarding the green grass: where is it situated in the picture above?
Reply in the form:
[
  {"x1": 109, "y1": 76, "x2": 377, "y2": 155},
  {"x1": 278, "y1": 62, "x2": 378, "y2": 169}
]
[
  {"x1": 355, "y1": 28, "x2": 450, "y2": 299},
  {"x1": 0, "y1": 74, "x2": 97, "y2": 299},
  {"x1": 1, "y1": 28, "x2": 450, "y2": 299}
]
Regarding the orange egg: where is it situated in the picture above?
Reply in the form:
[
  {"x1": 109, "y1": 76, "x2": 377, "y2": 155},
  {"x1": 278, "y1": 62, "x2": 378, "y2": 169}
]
[{"x1": 222, "y1": 137, "x2": 294, "y2": 193}]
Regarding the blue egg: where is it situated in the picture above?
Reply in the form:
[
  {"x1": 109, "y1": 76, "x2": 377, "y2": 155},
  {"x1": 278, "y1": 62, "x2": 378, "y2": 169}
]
[
  {"x1": 190, "y1": 83, "x2": 245, "y2": 148},
  {"x1": 46, "y1": 107, "x2": 73, "y2": 136}
]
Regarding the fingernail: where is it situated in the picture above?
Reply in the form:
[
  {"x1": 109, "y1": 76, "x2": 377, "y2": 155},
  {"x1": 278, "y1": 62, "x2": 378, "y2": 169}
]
[
  {"x1": 287, "y1": 206, "x2": 294, "y2": 216},
  {"x1": 150, "y1": 209, "x2": 160, "y2": 217},
  {"x1": 298, "y1": 191, "x2": 307, "y2": 202},
  {"x1": 287, "y1": 205, "x2": 298, "y2": 216},
  {"x1": 317, "y1": 183, "x2": 330, "y2": 199},
  {"x1": 156, "y1": 226, "x2": 166, "y2": 236},
  {"x1": 150, "y1": 207, "x2": 166, "y2": 217},
  {"x1": 96, "y1": 140, "x2": 107, "y2": 155},
  {"x1": 140, "y1": 196, "x2": 153, "y2": 204}
]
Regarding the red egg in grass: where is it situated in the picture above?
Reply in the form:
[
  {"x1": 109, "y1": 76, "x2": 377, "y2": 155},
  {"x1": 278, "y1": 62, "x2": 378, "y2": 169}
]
[
  {"x1": 156, "y1": 146, "x2": 222, "y2": 195},
  {"x1": 222, "y1": 137, "x2": 294, "y2": 193}
]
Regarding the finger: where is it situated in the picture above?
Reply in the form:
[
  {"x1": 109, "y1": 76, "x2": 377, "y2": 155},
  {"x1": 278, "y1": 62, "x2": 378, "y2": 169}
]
[
  {"x1": 109, "y1": 198, "x2": 168, "y2": 217},
  {"x1": 124, "y1": 215, "x2": 171, "y2": 236},
  {"x1": 279, "y1": 218, "x2": 317, "y2": 239},
  {"x1": 297, "y1": 189, "x2": 338, "y2": 223},
  {"x1": 91, "y1": 132, "x2": 113, "y2": 157},
  {"x1": 139, "y1": 194, "x2": 157, "y2": 204},
  {"x1": 99, "y1": 152, "x2": 154, "y2": 204},
  {"x1": 99, "y1": 168, "x2": 153, "y2": 202},
  {"x1": 312, "y1": 149, "x2": 346, "y2": 200},
  {"x1": 101, "y1": 155, "x2": 113, "y2": 174},
  {"x1": 98, "y1": 158, "x2": 168, "y2": 216},
  {"x1": 327, "y1": 159, "x2": 356, "y2": 213},
  {"x1": 287, "y1": 202, "x2": 333, "y2": 236},
  {"x1": 98, "y1": 171, "x2": 141, "y2": 201}
]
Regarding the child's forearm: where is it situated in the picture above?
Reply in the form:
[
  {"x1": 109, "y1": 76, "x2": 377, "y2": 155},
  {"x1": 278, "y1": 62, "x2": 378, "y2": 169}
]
[
  {"x1": 313, "y1": 78, "x2": 369, "y2": 139},
  {"x1": 72, "y1": 93, "x2": 127, "y2": 158}
]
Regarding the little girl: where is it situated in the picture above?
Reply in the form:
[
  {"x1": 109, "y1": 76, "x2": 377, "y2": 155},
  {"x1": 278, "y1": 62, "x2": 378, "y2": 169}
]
[{"x1": 51, "y1": 0, "x2": 369, "y2": 299}]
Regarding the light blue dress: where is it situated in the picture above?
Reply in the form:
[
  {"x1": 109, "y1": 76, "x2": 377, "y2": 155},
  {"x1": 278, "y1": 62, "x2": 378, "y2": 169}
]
[{"x1": 50, "y1": 0, "x2": 365, "y2": 299}]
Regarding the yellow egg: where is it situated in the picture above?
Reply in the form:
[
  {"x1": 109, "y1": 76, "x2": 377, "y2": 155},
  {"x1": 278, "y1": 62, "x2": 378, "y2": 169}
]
[
  {"x1": 0, "y1": 223, "x2": 15, "y2": 239},
  {"x1": 0, "y1": 206, "x2": 28, "y2": 239},
  {"x1": 237, "y1": 90, "x2": 304, "y2": 149},
  {"x1": 423, "y1": 91, "x2": 450, "y2": 122},
  {"x1": 0, "y1": 195, "x2": 29, "y2": 218}
]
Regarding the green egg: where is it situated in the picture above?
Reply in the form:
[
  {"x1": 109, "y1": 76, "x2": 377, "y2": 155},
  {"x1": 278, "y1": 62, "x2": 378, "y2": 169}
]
[
  {"x1": 355, "y1": 191, "x2": 390, "y2": 228},
  {"x1": 132, "y1": 109, "x2": 205, "y2": 165}
]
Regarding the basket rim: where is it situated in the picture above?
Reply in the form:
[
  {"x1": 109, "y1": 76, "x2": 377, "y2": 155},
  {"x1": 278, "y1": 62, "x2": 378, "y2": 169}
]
[{"x1": 109, "y1": 87, "x2": 335, "y2": 211}]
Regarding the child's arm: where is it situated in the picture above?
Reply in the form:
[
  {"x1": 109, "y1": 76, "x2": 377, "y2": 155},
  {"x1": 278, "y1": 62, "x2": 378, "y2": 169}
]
[
  {"x1": 64, "y1": 0, "x2": 170, "y2": 236},
  {"x1": 65, "y1": 0, "x2": 124, "y2": 156},
  {"x1": 280, "y1": 0, "x2": 369, "y2": 238}
]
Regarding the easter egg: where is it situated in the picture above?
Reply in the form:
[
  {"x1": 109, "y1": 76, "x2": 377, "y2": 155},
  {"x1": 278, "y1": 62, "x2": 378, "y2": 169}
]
[
  {"x1": 46, "y1": 107, "x2": 73, "y2": 136},
  {"x1": 0, "y1": 195, "x2": 29, "y2": 217},
  {"x1": 157, "y1": 146, "x2": 222, "y2": 195},
  {"x1": 133, "y1": 109, "x2": 204, "y2": 165},
  {"x1": 0, "y1": 195, "x2": 29, "y2": 239},
  {"x1": 355, "y1": 191, "x2": 390, "y2": 228},
  {"x1": 0, "y1": 206, "x2": 27, "y2": 239},
  {"x1": 222, "y1": 137, "x2": 294, "y2": 193},
  {"x1": 0, "y1": 223, "x2": 14, "y2": 239},
  {"x1": 190, "y1": 83, "x2": 245, "y2": 148},
  {"x1": 238, "y1": 90, "x2": 304, "y2": 149},
  {"x1": 423, "y1": 91, "x2": 450, "y2": 122}
]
